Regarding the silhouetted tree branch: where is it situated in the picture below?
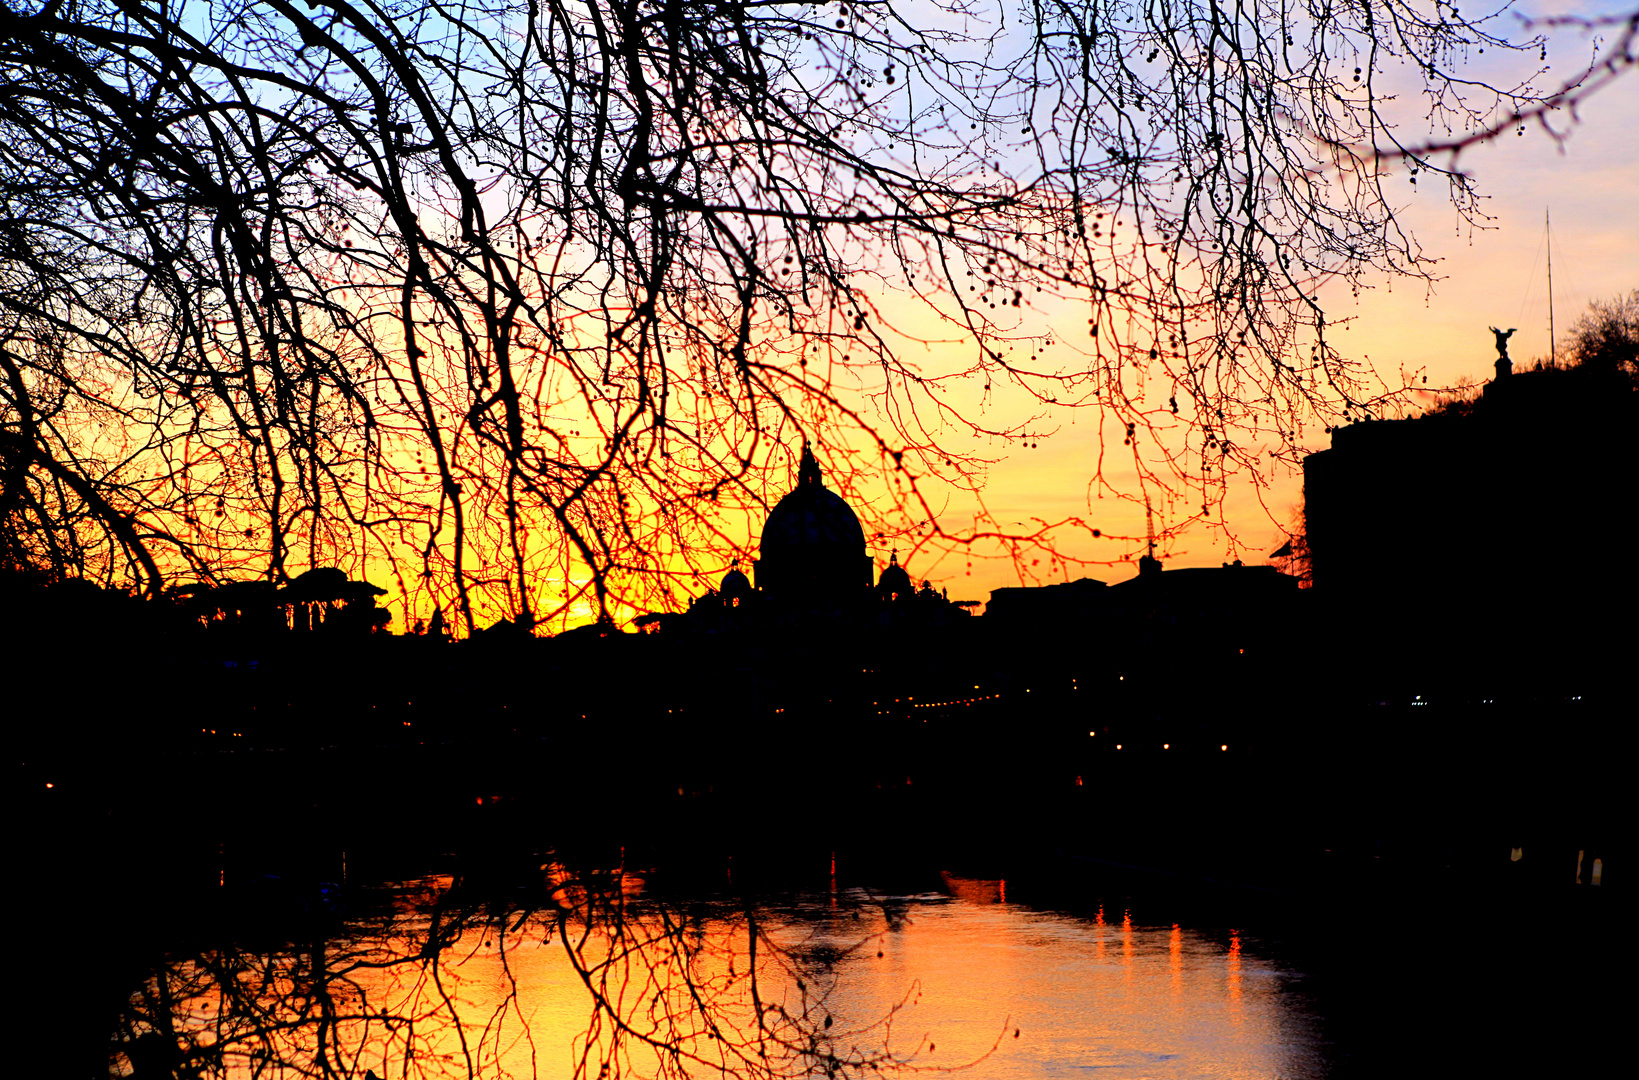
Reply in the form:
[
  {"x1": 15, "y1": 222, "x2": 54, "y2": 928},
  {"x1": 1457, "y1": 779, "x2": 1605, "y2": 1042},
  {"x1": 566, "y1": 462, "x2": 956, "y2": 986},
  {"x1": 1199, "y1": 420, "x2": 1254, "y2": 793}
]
[{"x1": 2, "y1": 0, "x2": 1622, "y2": 625}]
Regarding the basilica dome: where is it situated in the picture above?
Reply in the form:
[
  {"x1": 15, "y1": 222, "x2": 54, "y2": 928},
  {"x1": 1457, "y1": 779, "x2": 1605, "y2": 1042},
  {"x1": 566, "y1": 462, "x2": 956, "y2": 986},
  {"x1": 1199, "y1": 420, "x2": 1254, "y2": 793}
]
[{"x1": 756, "y1": 444, "x2": 873, "y2": 599}]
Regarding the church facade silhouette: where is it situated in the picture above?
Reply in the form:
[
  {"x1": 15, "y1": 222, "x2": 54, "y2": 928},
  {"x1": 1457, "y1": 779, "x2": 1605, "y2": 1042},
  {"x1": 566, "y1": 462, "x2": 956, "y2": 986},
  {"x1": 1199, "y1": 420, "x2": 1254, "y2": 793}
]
[{"x1": 660, "y1": 443, "x2": 962, "y2": 632}]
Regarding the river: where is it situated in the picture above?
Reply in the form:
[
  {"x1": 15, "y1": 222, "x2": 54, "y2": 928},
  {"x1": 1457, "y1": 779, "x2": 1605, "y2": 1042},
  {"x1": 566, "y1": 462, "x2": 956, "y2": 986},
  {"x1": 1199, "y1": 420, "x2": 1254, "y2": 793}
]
[
  {"x1": 131, "y1": 865, "x2": 1353, "y2": 1080},
  {"x1": 39, "y1": 722, "x2": 1616, "y2": 1079}
]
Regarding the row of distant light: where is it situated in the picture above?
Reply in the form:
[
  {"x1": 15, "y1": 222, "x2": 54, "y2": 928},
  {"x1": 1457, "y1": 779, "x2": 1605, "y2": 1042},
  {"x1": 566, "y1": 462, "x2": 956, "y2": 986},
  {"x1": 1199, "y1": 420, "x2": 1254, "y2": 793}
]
[
  {"x1": 872, "y1": 685, "x2": 1003, "y2": 715},
  {"x1": 1090, "y1": 732, "x2": 1229, "y2": 751},
  {"x1": 910, "y1": 693, "x2": 1001, "y2": 710}
]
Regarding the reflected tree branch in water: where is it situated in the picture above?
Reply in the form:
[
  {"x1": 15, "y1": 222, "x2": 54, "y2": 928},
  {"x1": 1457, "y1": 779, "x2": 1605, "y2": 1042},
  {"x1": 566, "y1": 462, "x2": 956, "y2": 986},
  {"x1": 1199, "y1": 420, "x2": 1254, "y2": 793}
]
[{"x1": 112, "y1": 864, "x2": 997, "y2": 1080}]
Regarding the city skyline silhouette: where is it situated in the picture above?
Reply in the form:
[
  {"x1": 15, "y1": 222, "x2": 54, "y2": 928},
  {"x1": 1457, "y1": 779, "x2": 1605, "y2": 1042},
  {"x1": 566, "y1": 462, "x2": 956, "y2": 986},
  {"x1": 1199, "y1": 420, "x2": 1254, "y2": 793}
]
[{"x1": 5, "y1": 1, "x2": 1630, "y2": 1076}]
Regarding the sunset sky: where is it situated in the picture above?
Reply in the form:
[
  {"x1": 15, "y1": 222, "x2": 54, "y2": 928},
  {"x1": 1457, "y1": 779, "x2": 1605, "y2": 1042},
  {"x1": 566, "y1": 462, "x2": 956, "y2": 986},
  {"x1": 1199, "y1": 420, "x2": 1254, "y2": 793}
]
[
  {"x1": 906, "y1": 6, "x2": 1639, "y2": 605},
  {"x1": 338, "y1": 2, "x2": 1638, "y2": 628}
]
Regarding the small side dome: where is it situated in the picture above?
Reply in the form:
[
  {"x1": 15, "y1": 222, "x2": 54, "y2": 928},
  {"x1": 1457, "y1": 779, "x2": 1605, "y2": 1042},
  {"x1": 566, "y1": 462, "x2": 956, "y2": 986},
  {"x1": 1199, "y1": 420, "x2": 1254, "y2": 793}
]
[
  {"x1": 878, "y1": 550, "x2": 913, "y2": 600},
  {"x1": 721, "y1": 558, "x2": 752, "y2": 599}
]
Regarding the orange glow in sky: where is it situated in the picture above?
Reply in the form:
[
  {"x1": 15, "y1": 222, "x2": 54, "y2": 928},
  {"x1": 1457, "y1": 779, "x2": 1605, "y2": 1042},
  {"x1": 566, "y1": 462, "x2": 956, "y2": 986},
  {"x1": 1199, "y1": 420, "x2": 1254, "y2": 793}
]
[{"x1": 910, "y1": 36, "x2": 1639, "y2": 605}]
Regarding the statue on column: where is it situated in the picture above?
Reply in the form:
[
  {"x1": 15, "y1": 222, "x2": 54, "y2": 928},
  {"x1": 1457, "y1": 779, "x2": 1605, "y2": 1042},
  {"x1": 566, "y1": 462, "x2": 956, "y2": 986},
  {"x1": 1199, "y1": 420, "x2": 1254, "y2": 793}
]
[{"x1": 1488, "y1": 326, "x2": 1517, "y2": 380}]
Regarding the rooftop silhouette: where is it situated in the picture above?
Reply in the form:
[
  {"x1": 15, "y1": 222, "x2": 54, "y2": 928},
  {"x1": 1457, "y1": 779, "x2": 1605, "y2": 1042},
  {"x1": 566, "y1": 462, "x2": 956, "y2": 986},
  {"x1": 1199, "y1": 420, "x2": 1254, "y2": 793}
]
[{"x1": 1304, "y1": 337, "x2": 1636, "y2": 694}]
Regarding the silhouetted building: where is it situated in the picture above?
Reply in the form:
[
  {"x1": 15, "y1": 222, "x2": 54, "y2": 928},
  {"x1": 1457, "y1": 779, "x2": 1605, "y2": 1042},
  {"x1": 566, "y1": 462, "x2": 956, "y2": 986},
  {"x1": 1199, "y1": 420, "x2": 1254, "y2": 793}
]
[
  {"x1": 662, "y1": 443, "x2": 970, "y2": 632},
  {"x1": 1106, "y1": 559, "x2": 1298, "y2": 641},
  {"x1": 985, "y1": 559, "x2": 1297, "y2": 648},
  {"x1": 984, "y1": 576, "x2": 1108, "y2": 624},
  {"x1": 1303, "y1": 356, "x2": 1636, "y2": 690}
]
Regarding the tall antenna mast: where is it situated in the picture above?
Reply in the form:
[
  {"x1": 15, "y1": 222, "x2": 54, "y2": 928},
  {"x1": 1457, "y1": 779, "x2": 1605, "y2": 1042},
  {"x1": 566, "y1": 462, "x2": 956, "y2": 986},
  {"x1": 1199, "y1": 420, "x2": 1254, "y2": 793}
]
[
  {"x1": 1546, "y1": 208, "x2": 1556, "y2": 366},
  {"x1": 1145, "y1": 496, "x2": 1156, "y2": 561}
]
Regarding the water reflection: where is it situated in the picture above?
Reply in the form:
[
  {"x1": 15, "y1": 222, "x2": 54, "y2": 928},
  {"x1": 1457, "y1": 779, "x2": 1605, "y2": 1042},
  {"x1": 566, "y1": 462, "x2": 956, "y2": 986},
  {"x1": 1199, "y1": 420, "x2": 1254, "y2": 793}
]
[
  {"x1": 782, "y1": 885, "x2": 1307, "y2": 1080},
  {"x1": 129, "y1": 877, "x2": 1320, "y2": 1079}
]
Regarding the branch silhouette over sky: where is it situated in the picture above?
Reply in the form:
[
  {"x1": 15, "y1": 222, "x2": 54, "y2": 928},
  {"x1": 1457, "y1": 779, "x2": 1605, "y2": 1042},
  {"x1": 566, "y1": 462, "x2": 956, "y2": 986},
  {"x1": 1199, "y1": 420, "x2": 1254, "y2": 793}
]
[{"x1": 2, "y1": 0, "x2": 1634, "y2": 629}]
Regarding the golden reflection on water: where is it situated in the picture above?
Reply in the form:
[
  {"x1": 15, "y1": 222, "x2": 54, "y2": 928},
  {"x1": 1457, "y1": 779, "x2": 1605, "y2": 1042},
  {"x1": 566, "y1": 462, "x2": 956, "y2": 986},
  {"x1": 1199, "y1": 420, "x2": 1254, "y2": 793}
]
[
  {"x1": 1171, "y1": 923, "x2": 1184, "y2": 995},
  {"x1": 764, "y1": 887, "x2": 1297, "y2": 1080},
  {"x1": 151, "y1": 880, "x2": 1307, "y2": 1080}
]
